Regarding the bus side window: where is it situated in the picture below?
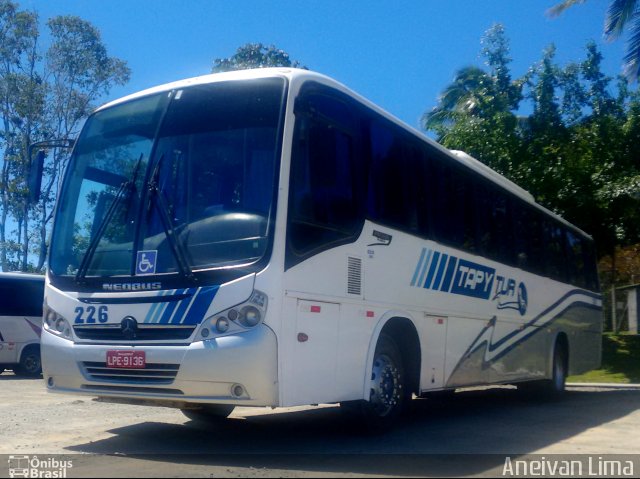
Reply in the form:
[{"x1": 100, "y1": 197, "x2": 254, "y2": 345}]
[
  {"x1": 527, "y1": 209, "x2": 545, "y2": 276},
  {"x1": 566, "y1": 230, "x2": 586, "y2": 289},
  {"x1": 513, "y1": 204, "x2": 533, "y2": 271},
  {"x1": 366, "y1": 119, "x2": 418, "y2": 232},
  {"x1": 583, "y1": 239, "x2": 599, "y2": 291},
  {"x1": 287, "y1": 89, "x2": 362, "y2": 263},
  {"x1": 543, "y1": 220, "x2": 567, "y2": 283}
]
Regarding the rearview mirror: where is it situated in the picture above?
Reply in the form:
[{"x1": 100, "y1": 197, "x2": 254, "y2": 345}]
[
  {"x1": 28, "y1": 150, "x2": 45, "y2": 205},
  {"x1": 27, "y1": 138, "x2": 76, "y2": 205}
]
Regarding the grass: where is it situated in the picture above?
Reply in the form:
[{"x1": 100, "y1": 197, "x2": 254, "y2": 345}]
[{"x1": 568, "y1": 333, "x2": 640, "y2": 384}]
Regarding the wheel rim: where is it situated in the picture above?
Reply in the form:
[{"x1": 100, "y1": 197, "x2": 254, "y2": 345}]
[
  {"x1": 23, "y1": 354, "x2": 41, "y2": 374},
  {"x1": 370, "y1": 353, "x2": 402, "y2": 417}
]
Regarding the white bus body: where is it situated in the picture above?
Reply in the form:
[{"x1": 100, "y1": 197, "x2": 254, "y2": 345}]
[
  {"x1": 41, "y1": 69, "x2": 602, "y2": 426},
  {"x1": 0, "y1": 273, "x2": 44, "y2": 377}
]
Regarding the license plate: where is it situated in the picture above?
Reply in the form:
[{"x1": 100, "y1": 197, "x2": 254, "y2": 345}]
[{"x1": 106, "y1": 350, "x2": 146, "y2": 369}]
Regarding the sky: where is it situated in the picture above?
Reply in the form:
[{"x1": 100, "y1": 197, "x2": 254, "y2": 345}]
[{"x1": 22, "y1": 0, "x2": 628, "y2": 132}]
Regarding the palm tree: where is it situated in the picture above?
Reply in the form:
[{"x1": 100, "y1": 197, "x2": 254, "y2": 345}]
[
  {"x1": 547, "y1": 0, "x2": 640, "y2": 82},
  {"x1": 421, "y1": 66, "x2": 494, "y2": 132}
]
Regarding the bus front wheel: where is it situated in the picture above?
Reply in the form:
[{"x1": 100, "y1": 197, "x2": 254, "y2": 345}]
[
  {"x1": 342, "y1": 333, "x2": 407, "y2": 432},
  {"x1": 181, "y1": 404, "x2": 235, "y2": 423}
]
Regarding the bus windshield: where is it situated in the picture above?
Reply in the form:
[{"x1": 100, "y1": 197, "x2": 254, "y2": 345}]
[{"x1": 50, "y1": 78, "x2": 286, "y2": 280}]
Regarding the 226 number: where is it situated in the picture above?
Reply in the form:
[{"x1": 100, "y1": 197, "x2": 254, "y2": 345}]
[{"x1": 74, "y1": 306, "x2": 109, "y2": 324}]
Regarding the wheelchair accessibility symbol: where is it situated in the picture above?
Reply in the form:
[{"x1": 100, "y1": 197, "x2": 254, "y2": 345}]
[{"x1": 136, "y1": 250, "x2": 158, "y2": 275}]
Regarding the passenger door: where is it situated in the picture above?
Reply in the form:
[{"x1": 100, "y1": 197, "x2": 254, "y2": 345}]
[{"x1": 282, "y1": 83, "x2": 365, "y2": 406}]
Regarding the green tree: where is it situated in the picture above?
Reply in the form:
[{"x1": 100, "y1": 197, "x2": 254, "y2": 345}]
[
  {"x1": 33, "y1": 15, "x2": 130, "y2": 270},
  {"x1": 548, "y1": 0, "x2": 640, "y2": 82},
  {"x1": 423, "y1": 26, "x2": 640, "y2": 261},
  {"x1": 0, "y1": 4, "x2": 130, "y2": 272},
  {"x1": 422, "y1": 24, "x2": 523, "y2": 177},
  {"x1": 0, "y1": 0, "x2": 41, "y2": 272},
  {"x1": 212, "y1": 43, "x2": 304, "y2": 72}
]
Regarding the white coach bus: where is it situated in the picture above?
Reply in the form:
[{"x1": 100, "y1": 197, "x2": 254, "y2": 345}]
[
  {"x1": 0, "y1": 273, "x2": 44, "y2": 377},
  {"x1": 40, "y1": 69, "x2": 602, "y2": 429}
]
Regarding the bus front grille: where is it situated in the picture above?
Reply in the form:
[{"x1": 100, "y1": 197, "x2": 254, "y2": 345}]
[
  {"x1": 81, "y1": 362, "x2": 180, "y2": 385},
  {"x1": 74, "y1": 325, "x2": 196, "y2": 341}
]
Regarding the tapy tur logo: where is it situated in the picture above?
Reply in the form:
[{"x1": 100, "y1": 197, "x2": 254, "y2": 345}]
[
  {"x1": 495, "y1": 281, "x2": 528, "y2": 316},
  {"x1": 411, "y1": 247, "x2": 528, "y2": 316}
]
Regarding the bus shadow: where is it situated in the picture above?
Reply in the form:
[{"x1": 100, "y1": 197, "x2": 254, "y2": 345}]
[
  {"x1": 0, "y1": 372, "x2": 42, "y2": 381},
  {"x1": 66, "y1": 388, "x2": 640, "y2": 477}
]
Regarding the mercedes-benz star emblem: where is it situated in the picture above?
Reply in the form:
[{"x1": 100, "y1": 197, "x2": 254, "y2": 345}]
[{"x1": 121, "y1": 316, "x2": 138, "y2": 340}]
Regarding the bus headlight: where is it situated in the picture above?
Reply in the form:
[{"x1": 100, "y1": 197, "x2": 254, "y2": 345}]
[
  {"x1": 216, "y1": 317, "x2": 230, "y2": 333},
  {"x1": 43, "y1": 304, "x2": 72, "y2": 340},
  {"x1": 239, "y1": 305, "x2": 261, "y2": 328},
  {"x1": 196, "y1": 290, "x2": 268, "y2": 340}
]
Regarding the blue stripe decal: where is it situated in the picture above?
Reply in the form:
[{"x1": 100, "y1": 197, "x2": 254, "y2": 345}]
[
  {"x1": 447, "y1": 289, "x2": 603, "y2": 383},
  {"x1": 411, "y1": 248, "x2": 427, "y2": 287},
  {"x1": 182, "y1": 286, "x2": 219, "y2": 325},
  {"x1": 149, "y1": 290, "x2": 171, "y2": 323},
  {"x1": 169, "y1": 289, "x2": 194, "y2": 324},
  {"x1": 441, "y1": 256, "x2": 458, "y2": 292},
  {"x1": 423, "y1": 252, "x2": 441, "y2": 289},
  {"x1": 490, "y1": 302, "x2": 601, "y2": 363},
  {"x1": 144, "y1": 298, "x2": 161, "y2": 324},
  {"x1": 158, "y1": 290, "x2": 182, "y2": 324},
  {"x1": 417, "y1": 249, "x2": 433, "y2": 288},
  {"x1": 431, "y1": 253, "x2": 449, "y2": 291}
]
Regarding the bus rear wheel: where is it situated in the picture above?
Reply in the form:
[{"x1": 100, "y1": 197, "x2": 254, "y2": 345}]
[
  {"x1": 518, "y1": 339, "x2": 567, "y2": 399},
  {"x1": 545, "y1": 341, "x2": 568, "y2": 398},
  {"x1": 343, "y1": 334, "x2": 407, "y2": 433},
  {"x1": 181, "y1": 404, "x2": 235, "y2": 423},
  {"x1": 14, "y1": 345, "x2": 42, "y2": 378}
]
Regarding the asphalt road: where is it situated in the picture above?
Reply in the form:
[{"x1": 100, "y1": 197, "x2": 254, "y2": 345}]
[{"x1": 1, "y1": 372, "x2": 639, "y2": 477}]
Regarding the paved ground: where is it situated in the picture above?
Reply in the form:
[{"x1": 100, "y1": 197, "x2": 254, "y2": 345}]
[{"x1": 1, "y1": 373, "x2": 639, "y2": 477}]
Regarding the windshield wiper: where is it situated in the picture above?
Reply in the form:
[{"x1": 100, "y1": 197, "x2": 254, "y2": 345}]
[
  {"x1": 146, "y1": 154, "x2": 196, "y2": 282},
  {"x1": 75, "y1": 154, "x2": 144, "y2": 283}
]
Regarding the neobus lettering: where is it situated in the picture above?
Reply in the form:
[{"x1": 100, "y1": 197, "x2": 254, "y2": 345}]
[{"x1": 102, "y1": 282, "x2": 162, "y2": 291}]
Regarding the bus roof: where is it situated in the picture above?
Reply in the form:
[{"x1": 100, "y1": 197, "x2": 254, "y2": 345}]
[{"x1": 96, "y1": 68, "x2": 593, "y2": 240}]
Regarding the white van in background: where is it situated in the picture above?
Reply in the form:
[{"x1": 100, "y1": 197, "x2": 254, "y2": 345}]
[{"x1": 0, "y1": 273, "x2": 45, "y2": 377}]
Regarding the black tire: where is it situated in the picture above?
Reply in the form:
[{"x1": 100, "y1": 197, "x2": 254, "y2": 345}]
[
  {"x1": 544, "y1": 341, "x2": 568, "y2": 398},
  {"x1": 518, "y1": 340, "x2": 567, "y2": 400},
  {"x1": 342, "y1": 334, "x2": 407, "y2": 433},
  {"x1": 14, "y1": 345, "x2": 42, "y2": 378},
  {"x1": 182, "y1": 404, "x2": 235, "y2": 423}
]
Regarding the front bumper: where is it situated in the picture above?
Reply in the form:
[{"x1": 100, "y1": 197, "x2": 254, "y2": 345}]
[{"x1": 42, "y1": 325, "x2": 279, "y2": 407}]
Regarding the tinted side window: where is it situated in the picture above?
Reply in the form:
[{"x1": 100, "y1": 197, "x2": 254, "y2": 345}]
[
  {"x1": 513, "y1": 204, "x2": 535, "y2": 271},
  {"x1": 0, "y1": 279, "x2": 44, "y2": 317},
  {"x1": 582, "y1": 239, "x2": 600, "y2": 291},
  {"x1": 475, "y1": 183, "x2": 513, "y2": 265},
  {"x1": 526, "y1": 209, "x2": 546, "y2": 276},
  {"x1": 287, "y1": 89, "x2": 363, "y2": 264},
  {"x1": 566, "y1": 230, "x2": 586, "y2": 288},
  {"x1": 429, "y1": 160, "x2": 454, "y2": 245},
  {"x1": 367, "y1": 119, "x2": 418, "y2": 232},
  {"x1": 543, "y1": 221, "x2": 567, "y2": 282}
]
